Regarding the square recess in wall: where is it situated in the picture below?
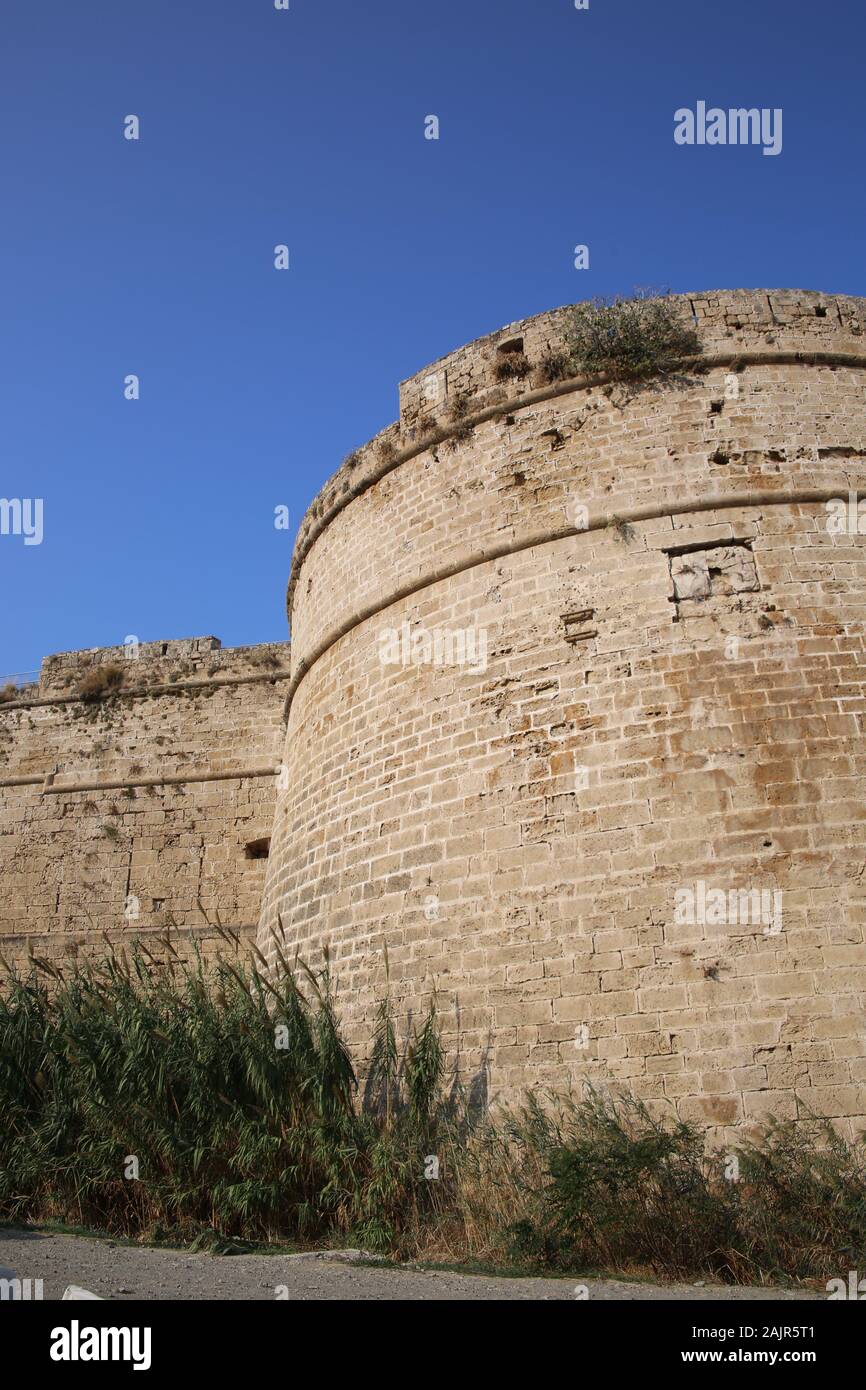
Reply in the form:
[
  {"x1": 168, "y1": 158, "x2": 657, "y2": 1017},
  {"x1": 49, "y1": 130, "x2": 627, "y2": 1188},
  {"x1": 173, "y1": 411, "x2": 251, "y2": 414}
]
[{"x1": 665, "y1": 541, "x2": 759, "y2": 614}]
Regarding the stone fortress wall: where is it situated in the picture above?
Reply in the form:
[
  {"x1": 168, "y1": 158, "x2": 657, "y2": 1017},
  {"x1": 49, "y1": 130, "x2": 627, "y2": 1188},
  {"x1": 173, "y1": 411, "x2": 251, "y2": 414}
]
[
  {"x1": 259, "y1": 289, "x2": 866, "y2": 1141},
  {"x1": 3, "y1": 288, "x2": 865, "y2": 1142},
  {"x1": 0, "y1": 637, "x2": 289, "y2": 972}
]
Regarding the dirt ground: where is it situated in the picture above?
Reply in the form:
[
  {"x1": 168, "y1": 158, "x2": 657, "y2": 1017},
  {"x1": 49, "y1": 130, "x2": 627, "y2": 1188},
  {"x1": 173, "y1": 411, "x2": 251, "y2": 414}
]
[{"x1": 0, "y1": 1227, "x2": 823, "y2": 1301}]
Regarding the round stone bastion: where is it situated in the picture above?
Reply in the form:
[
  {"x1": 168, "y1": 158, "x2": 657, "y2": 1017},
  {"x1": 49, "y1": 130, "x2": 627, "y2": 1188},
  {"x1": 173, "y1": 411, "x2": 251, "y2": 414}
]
[{"x1": 258, "y1": 289, "x2": 866, "y2": 1142}]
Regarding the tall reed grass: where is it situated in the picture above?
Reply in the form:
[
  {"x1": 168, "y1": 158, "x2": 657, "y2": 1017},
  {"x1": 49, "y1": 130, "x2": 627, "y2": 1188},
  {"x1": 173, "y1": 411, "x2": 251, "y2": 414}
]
[{"x1": 1, "y1": 945, "x2": 863, "y2": 1284}]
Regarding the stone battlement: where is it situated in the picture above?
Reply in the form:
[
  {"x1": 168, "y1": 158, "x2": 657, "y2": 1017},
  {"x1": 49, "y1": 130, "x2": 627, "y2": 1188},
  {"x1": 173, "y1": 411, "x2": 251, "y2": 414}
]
[
  {"x1": 287, "y1": 290, "x2": 866, "y2": 621},
  {"x1": 30, "y1": 637, "x2": 290, "y2": 700},
  {"x1": 0, "y1": 637, "x2": 290, "y2": 970}
]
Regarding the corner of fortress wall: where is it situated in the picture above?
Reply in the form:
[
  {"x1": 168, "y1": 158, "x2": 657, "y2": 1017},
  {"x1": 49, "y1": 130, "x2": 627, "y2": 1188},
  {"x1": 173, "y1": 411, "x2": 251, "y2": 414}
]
[
  {"x1": 258, "y1": 289, "x2": 866, "y2": 1145},
  {"x1": 0, "y1": 636, "x2": 290, "y2": 972}
]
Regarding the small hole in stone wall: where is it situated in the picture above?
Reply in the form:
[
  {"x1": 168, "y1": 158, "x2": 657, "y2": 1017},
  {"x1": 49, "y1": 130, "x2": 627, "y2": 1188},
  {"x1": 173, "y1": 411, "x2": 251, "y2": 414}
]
[
  {"x1": 710, "y1": 401, "x2": 723, "y2": 414},
  {"x1": 160, "y1": 644, "x2": 168, "y2": 656},
  {"x1": 498, "y1": 337, "x2": 524, "y2": 355},
  {"x1": 710, "y1": 449, "x2": 729, "y2": 466},
  {"x1": 814, "y1": 306, "x2": 827, "y2": 318},
  {"x1": 153, "y1": 898, "x2": 165, "y2": 911},
  {"x1": 244, "y1": 837, "x2": 271, "y2": 860}
]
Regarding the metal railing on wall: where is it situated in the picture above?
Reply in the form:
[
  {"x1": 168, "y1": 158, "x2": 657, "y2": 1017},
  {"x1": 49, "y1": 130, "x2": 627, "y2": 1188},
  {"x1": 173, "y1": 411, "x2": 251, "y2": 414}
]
[{"x1": 0, "y1": 671, "x2": 39, "y2": 689}]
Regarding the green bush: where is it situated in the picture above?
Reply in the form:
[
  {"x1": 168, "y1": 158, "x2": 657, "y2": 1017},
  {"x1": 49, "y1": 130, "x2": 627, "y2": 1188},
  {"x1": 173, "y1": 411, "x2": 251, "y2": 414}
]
[
  {"x1": 499, "y1": 1090, "x2": 866, "y2": 1283},
  {"x1": 502, "y1": 1092, "x2": 739, "y2": 1276},
  {"x1": 566, "y1": 291, "x2": 702, "y2": 382}
]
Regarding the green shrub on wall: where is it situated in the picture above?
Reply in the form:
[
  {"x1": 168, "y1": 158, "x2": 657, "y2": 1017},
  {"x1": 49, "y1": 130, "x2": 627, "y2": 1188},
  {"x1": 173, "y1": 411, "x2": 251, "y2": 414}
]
[{"x1": 566, "y1": 290, "x2": 702, "y2": 382}]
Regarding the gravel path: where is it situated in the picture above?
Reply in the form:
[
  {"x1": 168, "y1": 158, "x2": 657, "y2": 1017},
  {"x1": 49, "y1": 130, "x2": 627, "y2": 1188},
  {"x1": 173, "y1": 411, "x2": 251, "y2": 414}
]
[{"x1": 0, "y1": 1228, "x2": 821, "y2": 1301}]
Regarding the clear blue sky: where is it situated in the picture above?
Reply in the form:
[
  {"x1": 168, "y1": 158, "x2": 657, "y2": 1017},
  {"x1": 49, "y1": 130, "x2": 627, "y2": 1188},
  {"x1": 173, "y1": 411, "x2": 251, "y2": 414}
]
[{"x1": 2, "y1": 0, "x2": 864, "y2": 677}]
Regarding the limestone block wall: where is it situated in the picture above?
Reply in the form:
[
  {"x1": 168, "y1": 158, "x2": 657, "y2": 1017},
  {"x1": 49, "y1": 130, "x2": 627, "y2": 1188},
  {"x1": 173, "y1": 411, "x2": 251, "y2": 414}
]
[
  {"x1": 0, "y1": 637, "x2": 289, "y2": 971},
  {"x1": 260, "y1": 290, "x2": 866, "y2": 1141}
]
